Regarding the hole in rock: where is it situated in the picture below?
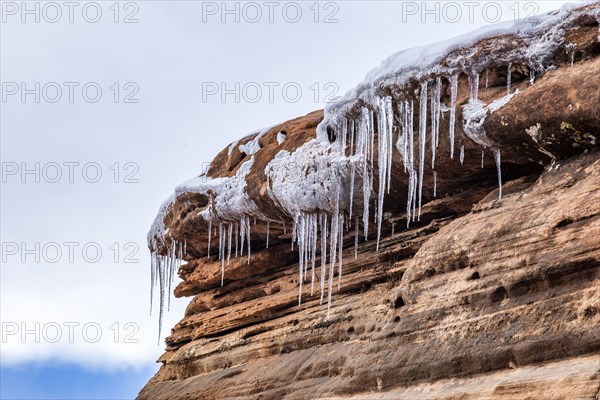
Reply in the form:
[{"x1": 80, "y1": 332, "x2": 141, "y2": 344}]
[
  {"x1": 468, "y1": 271, "x2": 480, "y2": 280},
  {"x1": 490, "y1": 286, "x2": 508, "y2": 303},
  {"x1": 394, "y1": 296, "x2": 405, "y2": 308}
]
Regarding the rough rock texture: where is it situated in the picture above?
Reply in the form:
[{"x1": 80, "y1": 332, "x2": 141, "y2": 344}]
[{"x1": 140, "y1": 5, "x2": 600, "y2": 400}]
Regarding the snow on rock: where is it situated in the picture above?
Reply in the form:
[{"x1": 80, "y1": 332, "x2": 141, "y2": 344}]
[
  {"x1": 276, "y1": 131, "x2": 287, "y2": 145},
  {"x1": 265, "y1": 139, "x2": 360, "y2": 216},
  {"x1": 176, "y1": 158, "x2": 262, "y2": 222},
  {"x1": 238, "y1": 126, "x2": 273, "y2": 155},
  {"x1": 318, "y1": 0, "x2": 597, "y2": 142}
]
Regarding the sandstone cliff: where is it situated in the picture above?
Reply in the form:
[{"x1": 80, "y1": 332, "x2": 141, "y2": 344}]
[{"x1": 139, "y1": 4, "x2": 600, "y2": 399}]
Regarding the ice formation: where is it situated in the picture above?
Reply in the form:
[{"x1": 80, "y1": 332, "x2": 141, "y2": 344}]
[{"x1": 147, "y1": 2, "x2": 596, "y2": 335}]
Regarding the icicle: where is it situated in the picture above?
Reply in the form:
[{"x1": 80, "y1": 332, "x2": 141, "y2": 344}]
[
  {"x1": 219, "y1": 223, "x2": 225, "y2": 286},
  {"x1": 507, "y1": 63, "x2": 512, "y2": 95},
  {"x1": 529, "y1": 65, "x2": 536, "y2": 85},
  {"x1": 227, "y1": 223, "x2": 232, "y2": 265},
  {"x1": 418, "y1": 81, "x2": 428, "y2": 221},
  {"x1": 246, "y1": 216, "x2": 251, "y2": 264},
  {"x1": 469, "y1": 71, "x2": 479, "y2": 102},
  {"x1": 150, "y1": 253, "x2": 156, "y2": 315},
  {"x1": 349, "y1": 164, "x2": 355, "y2": 219},
  {"x1": 283, "y1": 222, "x2": 287, "y2": 235},
  {"x1": 433, "y1": 171, "x2": 437, "y2": 198},
  {"x1": 338, "y1": 214, "x2": 344, "y2": 291},
  {"x1": 406, "y1": 98, "x2": 415, "y2": 228},
  {"x1": 349, "y1": 118, "x2": 355, "y2": 156},
  {"x1": 449, "y1": 74, "x2": 458, "y2": 159},
  {"x1": 157, "y1": 255, "x2": 164, "y2": 344},
  {"x1": 349, "y1": 120, "x2": 357, "y2": 221},
  {"x1": 397, "y1": 100, "x2": 409, "y2": 173},
  {"x1": 298, "y1": 215, "x2": 304, "y2": 305},
  {"x1": 320, "y1": 213, "x2": 328, "y2": 304},
  {"x1": 361, "y1": 108, "x2": 371, "y2": 240},
  {"x1": 412, "y1": 171, "x2": 418, "y2": 222},
  {"x1": 167, "y1": 241, "x2": 176, "y2": 311},
  {"x1": 340, "y1": 118, "x2": 348, "y2": 154},
  {"x1": 218, "y1": 224, "x2": 222, "y2": 260},
  {"x1": 207, "y1": 219, "x2": 212, "y2": 259},
  {"x1": 304, "y1": 215, "x2": 310, "y2": 280},
  {"x1": 370, "y1": 110, "x2": 375, "y2": 173},
  {"x1": 485, "y1": 69, "x2": 489, "y2": 89},
  {"x1": 266, "y1": 221, "x2": 270, "y2": 249},
  {"x1": 460, "y1": 145, "x2": 465, "y2": 165},
  {"x1": 434, "y1": 78, "x2": 441, "y2": 148},
  {"x1": 386, "y1": 98, "x2": 394, "y2": 194},
  {"x1": 481, "y1": 150, "x2": 485, "y2": 168},
  {"x1": 310, "y1": 214, "x2": 317, "y2": 296},
  {"x1": 328, "y1": 213, "x2": 339, "y2": 317},
  {"x1": 235, "y1": 222, "x2": 239, "y2": 257},
  {"x1": 493, "y1": 148, "x2": 503, "y2": 200},
  {"x1": 391, "y1": 223, "x2": 395, "y2": 235},
  {"x1": 376, "y1": 96, "x2": 392, "y2": 251},
  {"x1": 431, "y1": 79, "x2": 437, "y2": 169},
  {"x1": 183, "y1": 240, "x2": 187, "y2": 255},
  {"x1": 240, "y1": 218, "x2": 246, "y2": 256}
]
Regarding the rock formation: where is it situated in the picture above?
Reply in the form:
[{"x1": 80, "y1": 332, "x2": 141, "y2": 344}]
[{"x1": 139, "y1": 3, "x2": 600, "y2": 399}]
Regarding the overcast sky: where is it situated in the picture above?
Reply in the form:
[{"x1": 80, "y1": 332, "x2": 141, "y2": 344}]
[{"x1": 1, "y1": 1, "x2": 575, "y2": 398}]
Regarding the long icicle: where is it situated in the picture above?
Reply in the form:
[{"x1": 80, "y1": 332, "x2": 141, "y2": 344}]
[
  {"x1": 235, "y1": 222, "x2": 239, "y2": 257},
  {"x1": 418, "y1": 81, "x2": 428, "y2": 221},
  {"x1": 376, "y1": 97, "x2": 391, "y2": 251},
  {"x1": 328, "y1": 190, "x2": 340, "y2": 317},
  {"x1": 406, "y1": 99, "x2": 415, "y2": 227},
  {"x1": 227, "y1": 223, "x2": 232, "y2": 265},
  {"x1": 361, "y1": 108, "x2": 371, "y2": 240},
  {"x1": 219, "y1": 223, "x2": 225, "y2": 286},
  {"x1": 311, "y1": 214, "x2": 317, "y2": 296},
  {"x1": 338, "y1": 213, "x2": 344, "y2": 291},
  {"x1": 431, "y1": 77, "x2": 442, "y2": 169},
  {"x1": 320, "y1": 213, "x2": 328, "y2": 304},
  {"x1": 246, "y1": 216, "x2": 251, "y2": 264},
  {"x1": 240, "y1": 217, "x2": 245, "y2": 256},
  {"x1": 493, "y1": 148, "x2": 503, "y2": 200},
  {"x1": 207, "y1": 219, "x2": 212, "y2": 258},
  {"x1": 449, "y1": 74, "x2": 458, "y2": 159},
  {"x1": 298, "y1": 215, "x2": 304, "y2": 305}
]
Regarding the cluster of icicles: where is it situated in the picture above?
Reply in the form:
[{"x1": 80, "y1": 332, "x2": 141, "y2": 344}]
[
  {"x1": 150, "y1": 65, "x2": 526, "y2": 339},
  {"x1": 204, "y1": 210, "x2": 357, "y2": 318},
  {"x1": 329, "y1": 67, "x2": 511, "y2": 258},
  {"x1": 150, "y1": 240, "x2": 186, "y2": 342}
]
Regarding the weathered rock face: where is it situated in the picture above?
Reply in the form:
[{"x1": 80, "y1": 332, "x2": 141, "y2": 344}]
[{"x1": 140, "y1": 4, "x2": 600, "y2": 400}]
